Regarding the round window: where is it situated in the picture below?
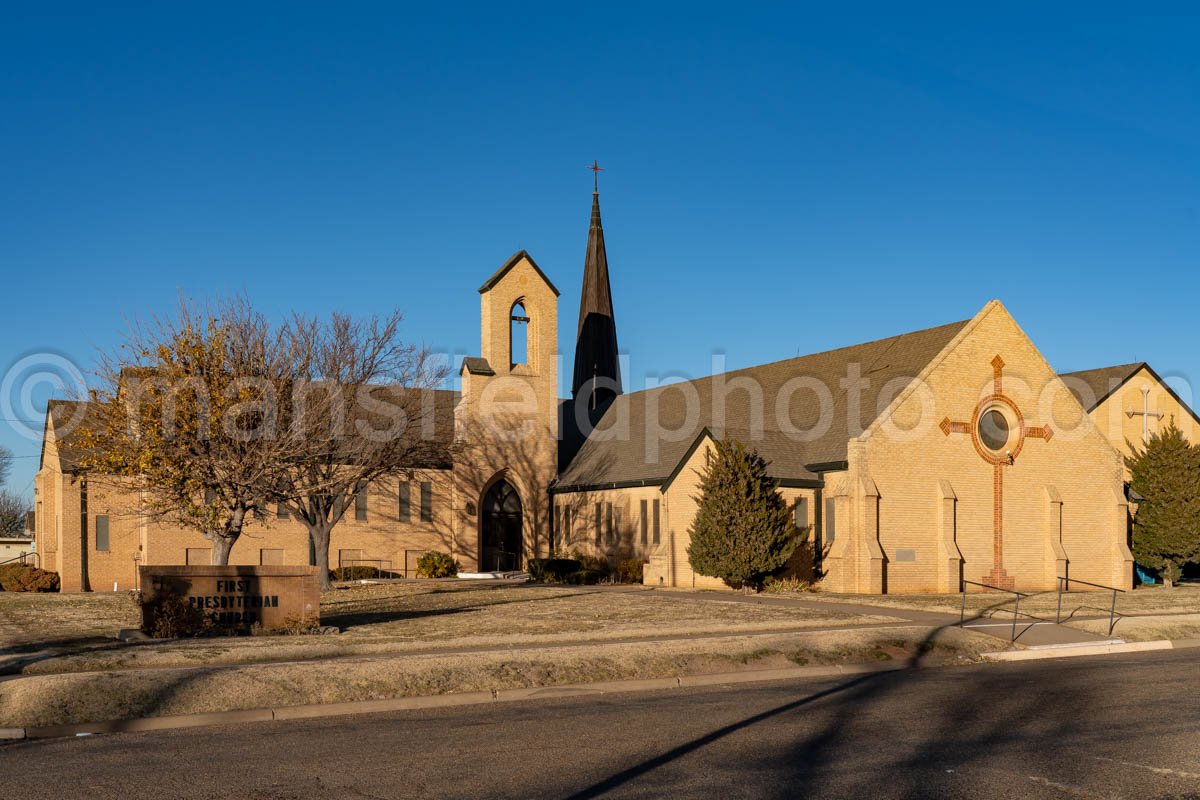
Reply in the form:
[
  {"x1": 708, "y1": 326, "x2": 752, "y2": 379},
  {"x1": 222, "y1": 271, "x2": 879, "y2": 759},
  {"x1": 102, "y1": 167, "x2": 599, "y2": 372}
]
[{"x1": 978, "y1": 408, "x2": 1010, "y2": 452}]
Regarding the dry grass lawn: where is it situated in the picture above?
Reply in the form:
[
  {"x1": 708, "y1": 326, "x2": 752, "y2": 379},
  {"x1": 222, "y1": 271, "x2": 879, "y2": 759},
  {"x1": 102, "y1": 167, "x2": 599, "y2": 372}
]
[
  {"x1": 1067, "y1": 612, "x2": 1200, "y2": 642},
  {"x1": 819, "y1": 583, "x2": 1200, "y2": 619},
  {"x1": 0, "y1": 582, "x2": 1005, "y2": 729},
  {"x1": 1, "y1": 582, "x2": 894, "y2": 677},
  {"x1": 0, "y1": 624, "x2": 1000, "y2": 729}
]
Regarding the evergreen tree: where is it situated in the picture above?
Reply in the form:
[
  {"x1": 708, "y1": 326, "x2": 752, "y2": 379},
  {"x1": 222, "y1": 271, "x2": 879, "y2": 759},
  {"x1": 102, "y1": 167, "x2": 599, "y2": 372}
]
[
  {"x1": 687, "y1": 439, "x2": 795, "y2": 589},
  {"x1": 1126, "y1": 423, "x2": 1200, "y2": 587}
]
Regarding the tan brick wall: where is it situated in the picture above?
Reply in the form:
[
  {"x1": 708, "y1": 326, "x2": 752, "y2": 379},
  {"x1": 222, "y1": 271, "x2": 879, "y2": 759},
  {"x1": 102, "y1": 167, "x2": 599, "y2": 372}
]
[
  {"x1": 551, "y1": 485, "x2": 664, "y2": 564},
  {"x1": 37, "y1": 252, "x2": 562, "y2": 589},
  {"x1": 551, "y1": 455, "x2": 821, "y2": 592},
  {"x1": 852, "y1": 301, "x2": 1131, "y2": 594},
  {"x1": 1087, "y1": 366, "x2": 1200, "y2": 470},
  {"x1": 457, "y1": 253, "x2": 559, "y2": 571}
]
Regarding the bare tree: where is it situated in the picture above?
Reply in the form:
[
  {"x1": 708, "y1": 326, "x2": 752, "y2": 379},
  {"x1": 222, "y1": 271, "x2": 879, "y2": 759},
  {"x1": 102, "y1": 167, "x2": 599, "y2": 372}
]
[
  {"x1": 78, "y1": 296, "x2": 297, "y2": 564},
  {"x1": 0, "y1": 493, "x2": 29, "y2": 537},
  {"x1": 271, "y1": 310, "x2": 451, "y2": 589},
  {"x1": 0, "y1": 445, "x2": 11, "y2": 487}
]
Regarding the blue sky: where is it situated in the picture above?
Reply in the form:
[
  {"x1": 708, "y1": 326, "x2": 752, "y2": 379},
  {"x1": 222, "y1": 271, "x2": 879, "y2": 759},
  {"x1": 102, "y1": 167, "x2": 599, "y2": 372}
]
[{"x1": 2, "y1": 4, "x2": 1198, "y2": 494}]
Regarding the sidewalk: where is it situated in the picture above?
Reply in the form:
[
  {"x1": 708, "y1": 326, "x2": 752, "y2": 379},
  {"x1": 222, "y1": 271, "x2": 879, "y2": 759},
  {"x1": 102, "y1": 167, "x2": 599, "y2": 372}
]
[{"x1": 626, "y1": 586, "x2": 1118, "y2": 647}]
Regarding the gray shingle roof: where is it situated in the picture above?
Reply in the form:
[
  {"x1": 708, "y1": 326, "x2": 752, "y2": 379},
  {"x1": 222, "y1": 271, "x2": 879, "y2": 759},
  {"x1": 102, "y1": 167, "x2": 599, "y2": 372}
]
[
  {"x1": 556, "y1": 318, "x2": 970, "y2": 491},
  {"x1": 43, "y1": 389, "x2": 462, "y2": 474},
  {"x1": 43, "y1": 399, "x2": 99, "y2": 472},
  {"x1": 1058, "y1": 363, "x2": 1145, "y2": 411},
  {"x1": 478, "y1": 250, "x2": 561, "y2": 297},
  {"x1": 461, "y1": 357, "x2": 496, "y2": 376}
]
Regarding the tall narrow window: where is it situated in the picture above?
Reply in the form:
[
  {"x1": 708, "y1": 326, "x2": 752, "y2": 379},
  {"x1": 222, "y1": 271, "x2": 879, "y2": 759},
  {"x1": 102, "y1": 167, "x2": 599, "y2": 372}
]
[
  {"x1": 277, "y1": 503, "x2": 289, "y2": 520},
  {"x1": 510, "y1": 301, "x2": 529, "y2": 367},
  {"x1": 594, "y1": 502, "x2": 602, "y2": 546},
  {"x1": 399, "y1": 483, "x2": 410, "y2": 522},
  {"x1": 652, "y1": 499, "x2": 661, "y2": 545},
  {"x1": 551, "y1": 504, "x2": 559, "y2": 552},
  {"x1": 563, "y1": 506, "x2": 572, "y2": 545},
  {"x1": 95, "y1": 515, "x2": 110, "y2": 552},
  {"x1": 824, "y1": 498, "x2": 837, "y2": 544},
  {"x1": 355, "y1": 482, "x2": 368, "y2": 521},
  {"x1": 420, "y1": 482, "x2": 432, "y2": 522},
  {"x1": 640, "y1": 499, "x2": 648, "y2": 545},
  {"x1": 794, "y1": 498, "x2": 809, "y2": 531},
  {"x1": 605, "y1": 503, "x2": 614, "y2": 546}
]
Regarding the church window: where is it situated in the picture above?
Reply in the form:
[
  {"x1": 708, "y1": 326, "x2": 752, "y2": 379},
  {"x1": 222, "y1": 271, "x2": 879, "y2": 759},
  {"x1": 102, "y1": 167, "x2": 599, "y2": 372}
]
[
  {"x1": 640, "y1": 499, "x2": 648, "y2": 545},
  {"x1": 95, "y1": 515, "x2": 110, "y2": 552},
  {"x1": 420, "y1": 482, "x2": 432, "y2": 522},
  {"x1": 558, "y1": 504, "x2": 572, "y2": 545},
  {"x1": 398, "y1": 483, "x2": 410, "y2": 522},
  {"x1": 824, "y1": 498, "x2": 836, "y2": 544},
  {"x1": 510, "y1": 301, "x2": 529, "y2": 367},
  {"x1": 794, "y1": 498, "x2": 809, "y2": 531},
  {"x1": 594, "y1": 502, "x2": 602, "y2": 546},
  {"x1": 978, "y1": 408, "x2": 1010, "y2": 452},
  {"x1": 652, "y1": 499, "x2": 661, "y2": 545},
  {"x1": 606, "y1": 503, "x2": 614, "y2": 545},
  {"x1": 355, "y1": 482, "x2": 368, "y2": 521}
]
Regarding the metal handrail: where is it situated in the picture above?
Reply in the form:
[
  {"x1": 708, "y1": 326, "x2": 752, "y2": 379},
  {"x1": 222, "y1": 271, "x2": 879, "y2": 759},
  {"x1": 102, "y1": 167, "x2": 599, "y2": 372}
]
[
  {"x1": 0, "y1": 550, "x2": 39, "y2": 569},
  {"x1": 960, "y1": 579, "x2": 1031, "y2": 642},
  {"x1": 1056, "y1": 576, "x2": 1125, "y2": 636}
]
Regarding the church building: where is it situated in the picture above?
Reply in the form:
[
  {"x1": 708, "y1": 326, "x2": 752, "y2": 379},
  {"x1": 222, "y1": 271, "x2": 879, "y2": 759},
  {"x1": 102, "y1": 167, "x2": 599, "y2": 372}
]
[{"x1": 36, "y1": 182, "x2": 1158, "y2": 594}]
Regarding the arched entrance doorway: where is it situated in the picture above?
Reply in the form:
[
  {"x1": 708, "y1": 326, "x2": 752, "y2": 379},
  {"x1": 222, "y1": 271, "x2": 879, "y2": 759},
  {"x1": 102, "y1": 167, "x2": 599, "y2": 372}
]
[{"x1": 481, "y1": 480, "x2": 523, "y2": 572}]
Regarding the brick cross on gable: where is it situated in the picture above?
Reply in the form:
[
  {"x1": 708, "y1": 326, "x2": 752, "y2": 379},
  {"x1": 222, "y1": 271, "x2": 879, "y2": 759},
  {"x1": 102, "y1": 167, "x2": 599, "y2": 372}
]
[{"x1": 940, "y1": 355, "x2": 1053, "y2": 590}]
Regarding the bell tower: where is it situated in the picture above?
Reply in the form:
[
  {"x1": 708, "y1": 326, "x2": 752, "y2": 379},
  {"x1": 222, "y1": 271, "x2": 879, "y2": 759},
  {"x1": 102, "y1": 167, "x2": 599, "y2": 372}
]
[{"x1": 457, "y1": 249, "x2": 560, "y2": 570}]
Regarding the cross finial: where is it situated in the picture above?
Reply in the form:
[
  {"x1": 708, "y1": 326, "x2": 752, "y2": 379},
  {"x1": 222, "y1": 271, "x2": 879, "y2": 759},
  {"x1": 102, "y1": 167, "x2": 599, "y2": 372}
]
[{"x1": 588, "y1": 160, "x2": 604, "y2": 192}]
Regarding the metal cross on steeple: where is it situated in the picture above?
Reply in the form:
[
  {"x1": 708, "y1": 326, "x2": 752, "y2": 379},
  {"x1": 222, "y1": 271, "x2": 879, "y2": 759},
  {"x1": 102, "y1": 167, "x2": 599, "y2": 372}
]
[
  {"x1": 1126, "y1": 386, "x2": 1164, "y2": 444},
  {"x1": 588, "y1": 160, "x2": 604, "y2": 192}
]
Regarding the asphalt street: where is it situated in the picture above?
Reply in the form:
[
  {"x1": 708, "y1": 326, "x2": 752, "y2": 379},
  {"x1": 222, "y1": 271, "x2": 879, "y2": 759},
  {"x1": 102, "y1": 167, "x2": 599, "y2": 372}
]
[{"x1": 2, "y1": 649, "x2": 1197, "y2": 799}]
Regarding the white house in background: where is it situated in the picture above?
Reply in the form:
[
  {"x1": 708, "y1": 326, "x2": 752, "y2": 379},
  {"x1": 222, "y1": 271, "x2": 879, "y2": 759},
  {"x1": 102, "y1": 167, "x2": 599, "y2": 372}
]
[{"x1": 0, "y1": 535, "x2": 34, "y2": 563}]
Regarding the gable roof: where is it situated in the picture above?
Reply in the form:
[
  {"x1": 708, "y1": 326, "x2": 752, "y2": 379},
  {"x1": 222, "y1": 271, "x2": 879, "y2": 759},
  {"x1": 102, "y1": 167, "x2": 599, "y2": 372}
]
[
  {"x1": 1058, "y1": 363, "x2": 1145, "y2": 411},
  {"x1": 555, "y1": 317, "x2": 970, "y2": 492},
  {"x1": 460, "y1": 356, "x2": 496, "y2": 376},
  {"x1": 478, "y1": 250, "x2": 561, "y2": 297},
  {"x1": 41, "y1": 399, "x2": 101, "y2": 472},
  {"x1": 1060, "y1": 361, "x2": 1200, "y2": 427}
]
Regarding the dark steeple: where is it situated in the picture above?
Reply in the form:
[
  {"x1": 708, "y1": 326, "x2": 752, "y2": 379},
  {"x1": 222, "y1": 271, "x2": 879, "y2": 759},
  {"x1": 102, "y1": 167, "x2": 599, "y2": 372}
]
[{"x1": 571, "y1": 169, "x2": 622, "y2": 409}]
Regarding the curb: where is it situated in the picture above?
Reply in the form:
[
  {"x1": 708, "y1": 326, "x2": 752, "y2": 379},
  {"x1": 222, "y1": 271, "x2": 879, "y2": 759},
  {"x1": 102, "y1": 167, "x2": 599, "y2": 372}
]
[
  {"x1": 983, "y1": 638, "x2": 1196, "y2": 662},
  {"x1": 12, "y1": 662, "x2": 904, "y2": 741},
  {"x1": 7, "y1": 642, "x2": 1192, "y2": 741}
]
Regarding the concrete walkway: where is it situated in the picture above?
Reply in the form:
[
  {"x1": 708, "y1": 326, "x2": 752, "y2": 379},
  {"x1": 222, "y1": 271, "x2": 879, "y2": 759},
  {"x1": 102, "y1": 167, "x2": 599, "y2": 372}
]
[{"x1": 620, "y1": 586, "x2": 1118, "y2": 647}]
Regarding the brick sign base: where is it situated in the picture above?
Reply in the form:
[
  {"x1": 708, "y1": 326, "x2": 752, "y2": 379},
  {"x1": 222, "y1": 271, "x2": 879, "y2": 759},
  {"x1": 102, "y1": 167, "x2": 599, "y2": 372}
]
[{"x1": 139, "y1": 565, "x2": 321, "y2": 631}]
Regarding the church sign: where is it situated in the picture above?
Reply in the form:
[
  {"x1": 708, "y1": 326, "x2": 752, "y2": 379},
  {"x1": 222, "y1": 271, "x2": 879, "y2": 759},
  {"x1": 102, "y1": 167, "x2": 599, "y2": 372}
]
[{"x1": 139, "y1": 565, "x2": 321, "y2": 631}]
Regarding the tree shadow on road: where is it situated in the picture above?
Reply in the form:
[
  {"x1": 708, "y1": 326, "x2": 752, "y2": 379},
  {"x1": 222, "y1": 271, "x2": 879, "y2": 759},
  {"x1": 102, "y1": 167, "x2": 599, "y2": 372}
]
[{"x1": 562, "y1": 619, "x2": 1098, "y2": 800}]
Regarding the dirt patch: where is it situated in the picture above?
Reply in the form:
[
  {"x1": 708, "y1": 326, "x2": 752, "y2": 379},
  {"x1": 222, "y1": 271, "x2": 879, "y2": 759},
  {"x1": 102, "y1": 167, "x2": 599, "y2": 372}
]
[{"x1": 0, "y1": 625, "x2": 1001, "y2": 729}]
